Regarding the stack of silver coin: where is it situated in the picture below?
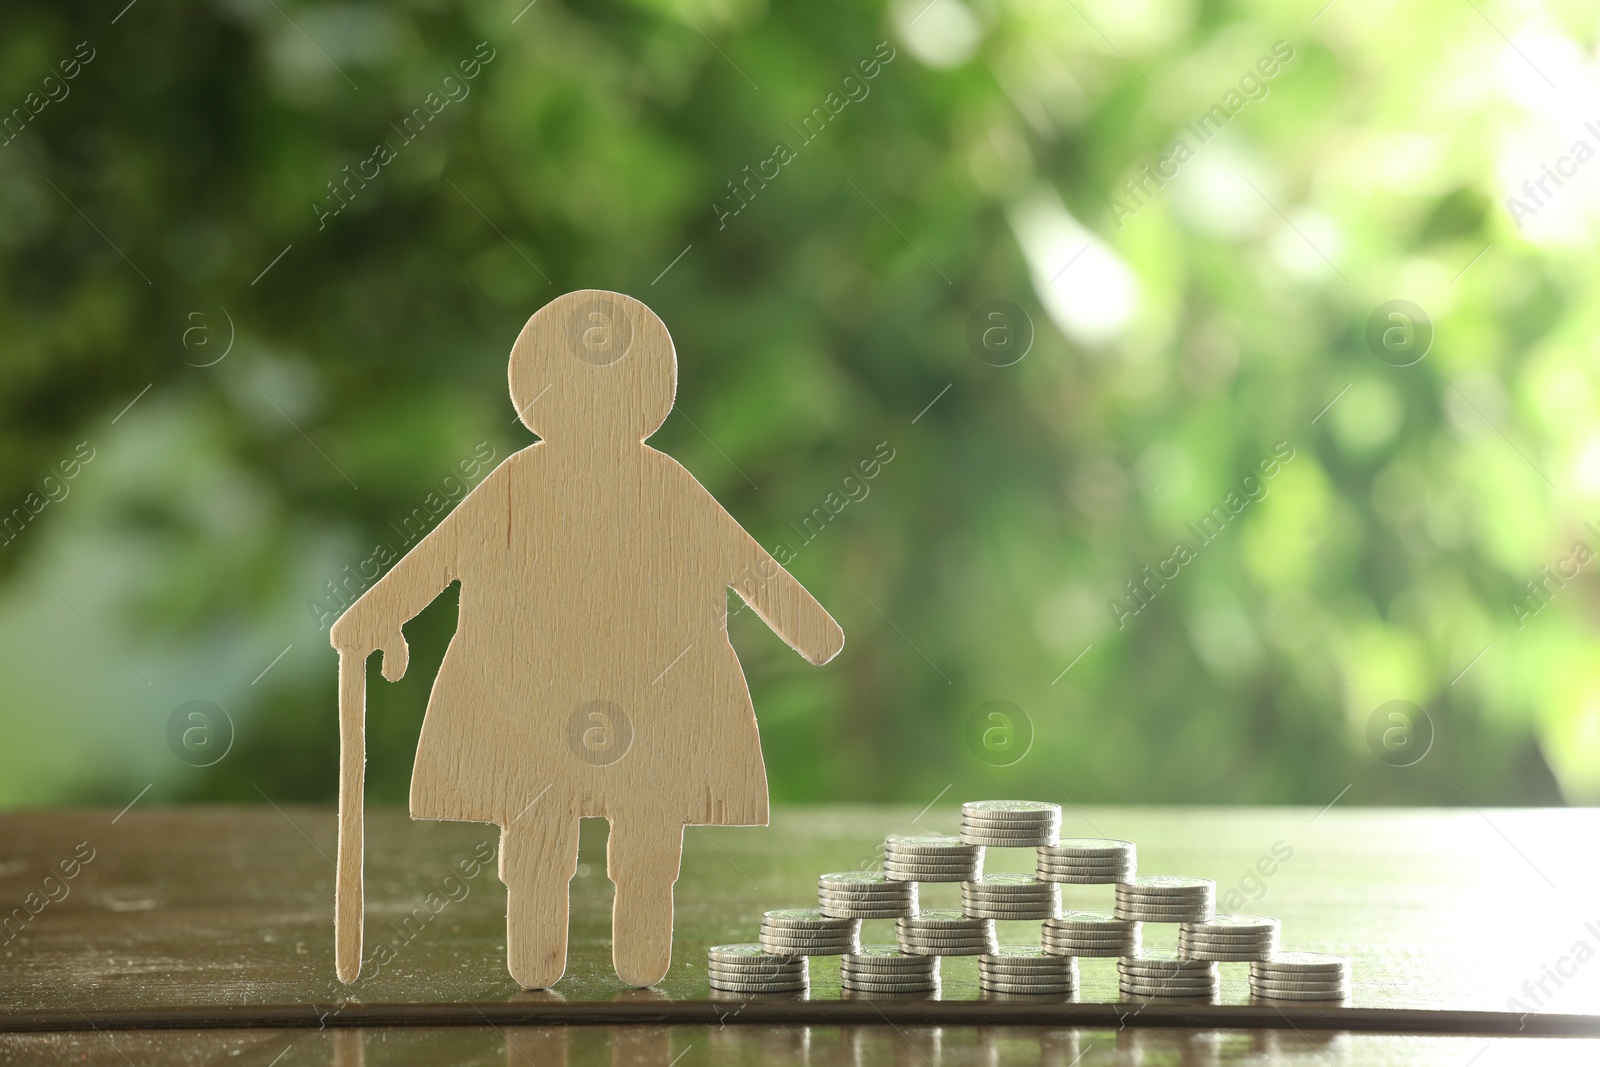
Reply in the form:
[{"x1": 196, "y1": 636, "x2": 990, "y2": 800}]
[
  {"x1": 1250, "y1": 952, "x2": 1350, "y2": 1001},
  {"x1": 883, "y1": 833, "x2": 982, "y2": 882},
  {"x1": 758, "y1": 908, "x2": 860, "y2": 956},
  {"x1": 1117, "y1": 950, "x2": 1219, "y2": 998},
  {"x1": 896, "y1": 908, "x2": 997, "y2": 956},
  {"x1": 1179, "y1": 914, "x2": 1279, "y2": 961},
  {"x1": 1114, "y1": 876, "x2": 1215, "y2": 923},
  {"x1": 817, "y1": 871, "x2": 917, "y2": 919},
  {"x1": 959, "y1": 800, "x2": 1061, "y2": 848},
  {"x1": 840, "y1": 944, "x2": 940, "y2": 994},
  {"x1": 1036, "y1": 838, "x2": 1136, "y2": 883},
  {"x1": 1042, "y1": 910, "x2": 1140, "y2": 957},
  {"x1": 960, "y1": 872, "x2": 1060, "y2": 920},
  {"x1": 978, "y1": 945, "x2": 1078, "y2": 995},
  {"x1": 707, "y1": 944, "x2": 808, "y2": 994}
]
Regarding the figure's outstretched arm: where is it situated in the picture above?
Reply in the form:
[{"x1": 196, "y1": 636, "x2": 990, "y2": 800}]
[
  {"x1": 724, "y1": 526, "x2": 844, "y2": 665},
  {"x1": 328, "y1": 495, "x2": 467, "y2": 681}
]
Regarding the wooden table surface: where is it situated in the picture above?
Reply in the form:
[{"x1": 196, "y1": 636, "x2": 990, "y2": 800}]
[{"x1": 2, "y1": 804, "x2": 1598, "y2": 1065}]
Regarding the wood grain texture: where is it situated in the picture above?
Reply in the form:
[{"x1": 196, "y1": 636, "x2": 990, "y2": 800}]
[{"x1": 328, "y1": 291, "x2": 844, "y2": 990}]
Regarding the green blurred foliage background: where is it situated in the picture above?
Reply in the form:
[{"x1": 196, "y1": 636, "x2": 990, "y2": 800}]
[{"x1": 0, "y1": 0, "x2": 1594, "y2": 811}]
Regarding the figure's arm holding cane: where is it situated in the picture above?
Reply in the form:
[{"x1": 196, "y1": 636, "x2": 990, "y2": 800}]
[{"x1": 328, "y1": 506, "x2": 464, "y2": 680}]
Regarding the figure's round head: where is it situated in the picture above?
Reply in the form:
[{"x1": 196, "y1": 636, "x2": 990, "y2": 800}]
[{"x1": 508, "y1": 290, "x2": 677, "y2": 443}]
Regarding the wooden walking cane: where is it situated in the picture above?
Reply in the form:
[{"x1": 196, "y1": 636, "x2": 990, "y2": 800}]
[{"x1": 336, "y1": 647, "x2": 365, "y2": 984}]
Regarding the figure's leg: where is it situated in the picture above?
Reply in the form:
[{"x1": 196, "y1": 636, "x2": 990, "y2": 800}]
[
  {"x1": 500, "y1": 814, "x2": 579, "y2": 989},
  {"x1": 606, "y1": 814, "x2": 684, "y2": 987}
]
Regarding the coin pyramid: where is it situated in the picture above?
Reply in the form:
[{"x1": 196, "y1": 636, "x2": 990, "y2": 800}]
[{"x1": 706, "y1": 798, "x2": 1351, "y2": 1002}]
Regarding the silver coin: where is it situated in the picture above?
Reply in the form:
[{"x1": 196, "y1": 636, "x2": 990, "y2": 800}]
[
  {"x1": 1180, "y1": 929, "x2": 1278, "y2": 942},
  {"x1": 707, "y1": 961, "x2": 808, "y2": 976},
  {"x1": 1118, "y1": 966, "x2": 1218, "y2": 983},
  {"x1": 707, "y1": 963, "x2": 807, "y2": 977},
  {"x1": 897, "y1": 932, "x2": 997, "y2": 945},
  {"x1": 1036, "y1": 857, "x2": 1139, "y2": 870},
  {"x1": 1048, "y1": 911, "x2": 1125, "y2": 927},
  {"x1": 963, "y1": 799, "x2": 1062, "y2": 815},
  {"x1": 1047, "y1": 944, "x2": 1127, "y2": 958},
  {"x1": 899, "y1": 909, "x2": 985, "y2": 925},
  {"x1": 1113, "y1": 883, "x2": 1209, "y2": 902},
  {"x1": 1252, "y1": 951, "x2": 1349, "y2": 972},
  {"x1": 818, "y1": 870, "x2": 894, "y2": 886},
  {"x1": 1120, "y1": 972, "x2": 1216, "y2": 991},
  {"x1": 1183, "y1": 914, "x2": 1278, "y2": 934},
  {"x1": 1119, "y1": 949, "x2": 1216, "y2": 965},
  {"x1": 884, "y1": 863, "x2": 982, "y2": 875},
  {"x1": 963, "y1": 896, "x2": 1059, "y2": 908},
  {"x1": 1117, "y1": 971, "x2": 1218, "y2": 985},
  {"x1": 757, "y1": 932, "x2": 858, "y2": 945},
  {"x1": 819, "y1": 897, "x2": 915, "y2": 910},
  {"x1": 840, "y1": 958, "x2": 940, "y2": 972},
  {"x1": 1116, "y1": 903, "x2": 1213, "y2": 917},
  {"x1": 981, "y1": 967, "x2": 1078, "y2": 980},
  {"x1": 1045, "y1": 935, "x2": 1138, "y2": 948},
  {"x1": 707, "y1": 988, "x2": 808, "y2": 1002},
  {"x1": 842, "y1": 980, "x2": 940, "y2": 994},
  {"x1": 1044, "y1": 838, "x2": 1135, "y2": 855},
  {"x1": 707, "y1": 944, "x2": 796, "y2": 964},
  {"x1": 1119, "y1": 951, "x2": 1216, "y2": 972},
  {"x1": 884, "y1": 833, "x2": 980, "y2": 852},
  {"x1": 961, "y1": 813, "x2": 1062, "y2": 827},
  {"x1": 1046, "y1": 930, "x2": 1137, "y2": 942},
  {"x1": 981, "y1": 979, "x2": 1076, "y2": 994},
  {"x1": 818, "y1": 892, "x2": 915, "y2": 905},
  {"x1": 818, "y1": 893, "x2": 914, "y2": 906},
  {"x1": 963, "y1": 893, "x2": 1058, "y2": 905},
  {"x1": 960, "y1": 830, "x2": 1057, "y2": 843},
  {"x1": 883, "y1": 857, "x2": 979, "y2": 870},
  {"x1": 820, "y1": 907, "x2": 915, "y2": 918},
  {"x1": 1118, "y1": 876, "x2": 1214, "y2": 894},
  {"x1": 1116, "y1": 892, "x2": 1213, "y2": 908},
  {"x1": 1181, "y1": 949, "x2": 1273, "y2": 962},
  {"x1": 964, "y1": 908, "x2": 1058, "y2": 920},
  {"x1": 1250, "y1": 979, "x2": 1351, "y2": 995},
  {"x1": 710, "y1": 959, "x2": 806, "y2": 979},
  {"x1": 884, "y1": 874, "x2": 969, "y2": 884},
  {"x1": 959, "y1": 818, "x2": 1058, "y2": 831},
  {"x1": 1251, "y1": 987, "x2": 1349, "y2": 1001},
  {"x1": 819, "y1": 879, "x2": 916, "y2": 892},
  {"x1": 847, "y1": 944, "x2": 934, "y2": 960},
  {"x1": 759, "y1": 941, "x2": 858, "y2": 955},
  {"x1": 818, "y1": 892, "x2": 914, "y2": 906},
  {"x1": 841, "y1": 972, "x2": 939, "y2": 984},
  {"x1": 1039, "y1": 872, "x2": 1130, "y2": 885},
  {"x1": 1117, "y1": 911, "x2": 1213, "y2": 925},
  {"x1": 1180, "y1": 941, "x2": 1276, "y2": 955},
  {"x1": 1119, "y1": 980, "x2": 1219, "y2": 995},
  {"x1": 1120, "y1": 908, "x2": 1203, "y2": 921},
  {"x1": 981, "y1": 945, "x2": 1070, "y2": 960},
  {"x1": 763, "y1": 907, "x2": 845, "y2": 923},
  {"x1": 964, "y1": 871, "x2": 1051, "y2": 887},
  {"x1": 1036, "y1": 858, "x2": 1134, "y2": 870},
  {"x1": 709, "y1": 980, "x2": 810, "y2": 994}
]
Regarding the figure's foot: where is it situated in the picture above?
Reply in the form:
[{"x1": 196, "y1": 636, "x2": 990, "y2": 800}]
[
  {"x1": 612, "y1": 878, "x2": 674, "y2": 987},
  {"x1": 508, "y1": 936, "x2": 567, "y2": 989}
]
